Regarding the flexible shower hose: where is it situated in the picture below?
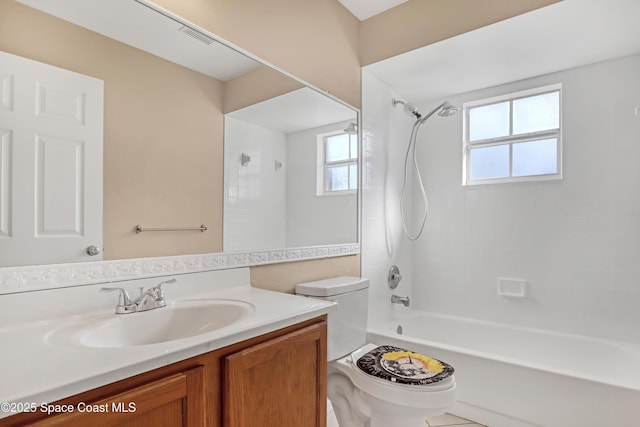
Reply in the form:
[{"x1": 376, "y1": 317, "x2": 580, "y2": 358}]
[{"x1": 400, "y1": 120, "x2": 429, "y2": 241}]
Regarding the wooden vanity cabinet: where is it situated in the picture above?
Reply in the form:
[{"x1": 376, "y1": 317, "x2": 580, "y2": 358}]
[
  {"x1": 224, "y1": 322, "x2": 327, "y2": 427},
  {"x1": 0, "y1": 316, "x2": 327, "y2": 427},
  {"x1": 29, "y1": 366, "x2": 205, "y2": 427}
]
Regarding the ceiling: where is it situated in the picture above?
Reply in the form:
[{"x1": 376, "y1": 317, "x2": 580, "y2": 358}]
[
  {"x1": 227, "y1": 88, "x2": 356, "y2": 134},
  {"x1": 17, "y1": 0, "x2": 261, "y2": 81},
  {"x1": 337, "y1": 0, "x2": 408, "y2": 20},
  {"x1": 365, "y1": 0, "x2": 640, "y2": 104}
]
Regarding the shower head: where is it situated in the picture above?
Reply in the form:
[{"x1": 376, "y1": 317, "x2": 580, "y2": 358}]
[
  {"x1": 438, "y1": 102, "x2": 460, "y2": 117},
  {"x1": 343, "y1": 122, "x2": 358, "y2": 134},
  {"x1": 393, "y1": 98, "x2": 459, "y2": 123},
  {"x1": 417, "y1": 100, "x2": 459, "y2": 124},
  {"x1": 392, "y1": 99, "x2": 422, "y2": 119}
]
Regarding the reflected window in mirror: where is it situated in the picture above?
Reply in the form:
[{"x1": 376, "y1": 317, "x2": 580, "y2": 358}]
[{"x1": 317, "y1": 126, "x2": 358, "y2": 195}]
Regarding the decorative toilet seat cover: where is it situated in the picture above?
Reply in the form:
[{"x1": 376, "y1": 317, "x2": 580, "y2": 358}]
[{"x1": 355, "y1": 345, "x2": 454, "y2": 386}]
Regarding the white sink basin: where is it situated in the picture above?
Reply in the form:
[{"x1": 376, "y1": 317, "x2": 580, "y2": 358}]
[{"x1": 46, "y1": 299, "x2": 254, "y2": 348}]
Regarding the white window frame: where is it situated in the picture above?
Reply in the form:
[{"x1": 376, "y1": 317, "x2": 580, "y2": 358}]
[
  {"x1": 316, "y1": 129, "x2": 358, "y2": 196},
  {"x1": 462, "y1": 83, "x2": 563, "y2": 186}
]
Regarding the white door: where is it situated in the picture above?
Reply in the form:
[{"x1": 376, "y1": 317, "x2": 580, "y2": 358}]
[{"x1": 0, "y1": 51, "x2": 104, "y2": 267}]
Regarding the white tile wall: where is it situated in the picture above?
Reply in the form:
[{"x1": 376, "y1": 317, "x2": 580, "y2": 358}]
[
  {"x1": 361, "y1": 72, "x2": 416, "y2": 327},
  {"x1": 223, "y1": 116, "x2": 287, "y2": 251},
  {"x1": 362, "y1": 53, "x2": 640, "y2": 343}
]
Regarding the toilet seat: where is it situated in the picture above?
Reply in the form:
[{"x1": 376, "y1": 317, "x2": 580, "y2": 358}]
[
  {"x1": 329, "y1": 343, "x2": 456, "y2": 410},
  {"x1": 353, "y1": 344, "x2": 454, "y2": 387}
]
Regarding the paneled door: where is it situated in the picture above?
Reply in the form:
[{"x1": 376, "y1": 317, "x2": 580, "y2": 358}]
[{"x1": 0, "y1": 50, "x2": 103, "y2": 266}]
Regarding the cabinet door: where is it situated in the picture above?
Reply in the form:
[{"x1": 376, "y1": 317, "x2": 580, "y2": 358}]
[
  {"x1": 31, "y1": 366, "x2": 204, "y2": 427},
  {"x1": 224, "y1": 322, "x2": 327, "y2": 427}
]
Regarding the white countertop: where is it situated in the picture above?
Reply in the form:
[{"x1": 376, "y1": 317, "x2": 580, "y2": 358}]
[{"x1": 0, "y1": 268, "x2": 335, "y2": 419}]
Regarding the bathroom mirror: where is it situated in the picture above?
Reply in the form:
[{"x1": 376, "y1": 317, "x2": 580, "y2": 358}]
[
  {"x1": 0, "y1": 0, "x2": 359, "y2": 267},
  {"x1": 224, "y1": 87, "x2": 358, "y2": 251}
]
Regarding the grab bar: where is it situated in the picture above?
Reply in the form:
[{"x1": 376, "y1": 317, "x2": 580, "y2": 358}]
[{"x1": 135, "y1": 224, "x2": 207, "y2": 233}]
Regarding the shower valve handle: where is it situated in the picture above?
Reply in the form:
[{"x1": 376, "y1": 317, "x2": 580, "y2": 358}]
[{"x1": 388, "y1": 265, "x2": 402, "y2": 289}]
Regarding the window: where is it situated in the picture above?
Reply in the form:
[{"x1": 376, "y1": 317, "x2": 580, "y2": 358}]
[
  {"x1": 316, "y1": 129, "x2": 358, "y2": 195},
  {"x1": 463, "y1": 84, "x2": 562, "y2": 185}
]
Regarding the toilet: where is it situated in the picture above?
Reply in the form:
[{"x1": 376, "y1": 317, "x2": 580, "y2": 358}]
[{"x1": 295, "y1": 276, "x2": 456, "y2": 427}]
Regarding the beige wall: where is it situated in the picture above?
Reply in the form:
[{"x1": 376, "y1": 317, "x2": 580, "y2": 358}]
[
  {"x1": 152, "y1": 0, "x2": 362, "y2": 108},
  {"x1": 155, "y1": 0, "x2": 561, "y2": 107},
  {"x1": 360, "y1": 0, "x2": 563, "y2": 66},
  {"x1": 223, "y1": 65, "x2": 303, "y2": 113},
  {"x1": 251, "y1": 255, "x2": 361, "y2": 294},
  {"x1": 0, "y1": 1, "x2": 224, "y2": 259}
]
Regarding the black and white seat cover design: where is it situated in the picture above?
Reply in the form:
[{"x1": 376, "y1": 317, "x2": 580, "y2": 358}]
[{"x1": 355, "y1": 345, "x2": 454, "y2": 386}]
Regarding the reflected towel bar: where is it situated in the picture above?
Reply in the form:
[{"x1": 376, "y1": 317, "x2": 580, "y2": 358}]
[{"x1": 135, "y1": 224, "x2": 208, "y2": 233}]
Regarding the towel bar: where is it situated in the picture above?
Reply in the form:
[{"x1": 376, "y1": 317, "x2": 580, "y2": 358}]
[{"x1": 135, "y1": 224, "x2": 207, "y2": 233}]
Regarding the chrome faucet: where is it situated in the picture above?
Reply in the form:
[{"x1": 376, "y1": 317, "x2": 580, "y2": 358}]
[
  {"x1": 101, "y1": 278, "x2": 175, "y2": 314},
  {"x1": 391, "y1": 294, "x2": 410, "y2": 307}
]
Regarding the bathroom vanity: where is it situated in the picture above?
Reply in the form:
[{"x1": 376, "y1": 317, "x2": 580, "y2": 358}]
[
  {"x1": 0, "y1": 268, "x2": 333, "y2": 427},
  {"x1": 0, "y1": 317, "x2": 326, "y2": 427}
]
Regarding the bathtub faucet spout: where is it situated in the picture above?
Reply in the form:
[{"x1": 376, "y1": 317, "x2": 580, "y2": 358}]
[{"x1": 391, "y1": 295, "x2": 410, "y2": 307}]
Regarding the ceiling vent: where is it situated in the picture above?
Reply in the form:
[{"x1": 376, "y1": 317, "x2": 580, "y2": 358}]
[{"x1": 178, "y1": 25, "x2": 216, "y2": 45}]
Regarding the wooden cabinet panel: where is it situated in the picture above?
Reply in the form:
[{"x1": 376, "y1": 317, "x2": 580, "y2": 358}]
[
  {"x1": 29, "y1": 366, "x2": 204, "y2": 427},
  {"x1": 224, "y1": 322, "x2": 327, "y2": 427}
]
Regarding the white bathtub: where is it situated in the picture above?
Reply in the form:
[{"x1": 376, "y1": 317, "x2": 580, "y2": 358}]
[{"x1": 367, "y1": 310, "x2": 640, "y2": 427}]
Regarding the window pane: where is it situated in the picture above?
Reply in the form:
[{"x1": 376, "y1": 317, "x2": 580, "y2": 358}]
[
  {"x1": 326, "y1": 134, "x2": 350, "y2": 162},
  {"x1": 470, "y1": 145, "x2": 509, "y2": 180},
  {"x1": 513, "y1": 91, "x2": 559, "y2": 134},
  {"x1": 513, "y1": 138, "x2": 557, "y2": 177},
  {"x1": 469, "y1": 101, "x2": 510, "y2": 141},
  {"x1": 326, "y1": 165, "x2": 349, "y2": 191},
  {"x1": 349, "y1": 164, "x2": 358, "y2": 190},
  {"x1": 349, "y1": 134, "x2": 358, "y2": 159}
]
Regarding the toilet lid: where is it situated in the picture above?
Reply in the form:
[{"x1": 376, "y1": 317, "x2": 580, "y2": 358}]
[{"x1": 355, "y1": 345, "x2": 454, "y2": 386}]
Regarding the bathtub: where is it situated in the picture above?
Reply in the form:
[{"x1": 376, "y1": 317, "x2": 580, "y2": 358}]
[{"x1": 367, "y1": 310, "x2": 640, "y2": 427}]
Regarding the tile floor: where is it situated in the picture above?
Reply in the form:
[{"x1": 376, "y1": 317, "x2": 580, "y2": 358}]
[{"x1": 426, "y1": 413, "x2": 487, "y2": 427}]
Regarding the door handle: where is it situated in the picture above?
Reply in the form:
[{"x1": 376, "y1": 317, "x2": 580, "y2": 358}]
[{"x1": 86, "y1": 245, "x2": 101, "y2": 256}]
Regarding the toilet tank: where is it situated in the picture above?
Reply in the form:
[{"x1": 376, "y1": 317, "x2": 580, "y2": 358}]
[{"x1": 295, "y1": 276, "x2": 369, "y2": 361}]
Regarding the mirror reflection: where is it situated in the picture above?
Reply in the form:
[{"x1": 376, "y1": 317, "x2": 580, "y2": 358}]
[
  {"x1": 224, "y1": 87, "x2": 357, "y2": 251},
  {"x1": 0, "y1": 0, "x2": 359, "y2": 267}
]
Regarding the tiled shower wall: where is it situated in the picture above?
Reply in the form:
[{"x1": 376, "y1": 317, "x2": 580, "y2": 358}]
[
  {"x1": 363, "y1": 53, "x2": 640, "y2": 343},
  {"x1": 361, "y1": 71, "x2": 416, "y2": 327},
  {"x1": 224, "y1": 116, "x2": 287, "y2": 251}
]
